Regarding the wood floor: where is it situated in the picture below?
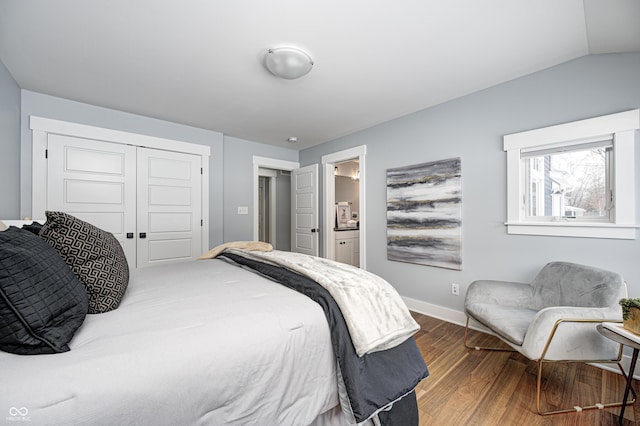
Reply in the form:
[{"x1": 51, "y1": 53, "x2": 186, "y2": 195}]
[{"x1": 411, "y1": 312, "x2": 640, "y2": 425}]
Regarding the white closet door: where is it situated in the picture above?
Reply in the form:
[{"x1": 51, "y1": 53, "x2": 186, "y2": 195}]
[
  {"x1": 47, "y1": 134, "x2": 137, "y2": 265},
  {"x1": 136, "y1": 148, "x2": 202, "y2": 268}
]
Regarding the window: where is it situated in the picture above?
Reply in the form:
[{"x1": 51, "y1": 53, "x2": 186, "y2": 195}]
[
  {"x1": 504, "y1": 110, "x2": 639, "y2": 239},
  {"x1": 523, "y1": 140, "x2": 611, "y2": 221}
]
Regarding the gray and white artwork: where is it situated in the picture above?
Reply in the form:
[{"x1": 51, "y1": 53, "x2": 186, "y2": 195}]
[{"x1": 386, "y1": 157, "x2": 462, "y2": 270}]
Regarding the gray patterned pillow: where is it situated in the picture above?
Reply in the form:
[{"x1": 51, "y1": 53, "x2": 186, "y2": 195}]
[{"x1": 39, "y1": 212, "x2": 129, "y2": 314}]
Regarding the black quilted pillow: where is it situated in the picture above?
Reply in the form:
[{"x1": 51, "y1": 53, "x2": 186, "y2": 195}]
[
  {"x1": 39, "y1": 212, "x2": 130, "y2": 314},
  {"x1": 0, "y1": 226, "x2": 89, "y2": 354}
]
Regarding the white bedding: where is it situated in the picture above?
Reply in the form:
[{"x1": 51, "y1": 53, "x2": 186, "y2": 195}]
[
  {"x1": 0, "y1": 259, "x2": 340, "y2": 425},
  {"x1": 223, "y1": 248, "x2": 420, "y2": 356}
]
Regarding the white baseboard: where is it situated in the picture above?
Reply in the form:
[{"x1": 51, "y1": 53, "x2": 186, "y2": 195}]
[
  {"x1": 403, "y1": 296, "x2": 466, "y2": 326},
  {"x1": 403, "y1": 296, "x2": 640, "y2": 380}
]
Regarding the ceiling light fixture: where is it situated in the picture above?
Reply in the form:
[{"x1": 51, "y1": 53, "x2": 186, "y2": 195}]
[
  {"x1": 287, "y1": 136, "x2": 298, "y2": 143},
  {"x1": 265, "y1": 47, "x2": 314, "y2": 79}
]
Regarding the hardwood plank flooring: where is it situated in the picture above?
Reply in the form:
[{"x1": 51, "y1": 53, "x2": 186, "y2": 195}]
[{"x1": 411, "y1": 312, "x2": 640, "y2": 425}]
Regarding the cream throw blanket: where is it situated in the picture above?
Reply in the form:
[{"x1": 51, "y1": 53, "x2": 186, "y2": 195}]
[
  {"x1": 198, "y1": 241, "x2": 273, "y2": 260},
  {"x1": 219, "y1": 247, "x2": 419, "y2": 356}
]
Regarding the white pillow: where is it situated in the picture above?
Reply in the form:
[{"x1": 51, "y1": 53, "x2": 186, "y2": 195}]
[{"x1": 0, "y1": 220, "x2": 7, "y2": 232}]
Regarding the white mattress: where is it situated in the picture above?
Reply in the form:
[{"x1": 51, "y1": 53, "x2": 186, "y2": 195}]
[{"x1": 0, "y1": 259, "x2": 340, "y2": 425}]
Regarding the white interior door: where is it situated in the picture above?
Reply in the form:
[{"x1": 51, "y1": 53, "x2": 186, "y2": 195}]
[
  {"x1": 291, "y1": 164, "x2": 318, "y2": 256},
  {"x1": 47, "y1": 134, "x2": 137, "y2": 264},
  {"x1": 137, "y1": 148, "x2": 202, "y2": 267}
]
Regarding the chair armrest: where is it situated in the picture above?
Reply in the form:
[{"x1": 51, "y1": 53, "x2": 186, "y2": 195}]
[
  {"x1": 464, "y1": 280, "x2": 533, "y2": 309},
  {"x1": 520, "y1": 306, "x2": 622, "y2": 361}
]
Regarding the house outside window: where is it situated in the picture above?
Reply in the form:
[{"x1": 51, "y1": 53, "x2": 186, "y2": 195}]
[
  {"x1": 504, "y1": 110, "x2": 639, "y2": 239},
  {"x1": 523, "y1": 142, "x2": 611, "y2": 221}
]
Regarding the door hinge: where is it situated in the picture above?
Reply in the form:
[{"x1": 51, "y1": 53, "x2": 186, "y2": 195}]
[
  {"x1": 45, "y1": 149, "x2": 48, "y2": 159},
  {"x1": 201, "y1": 219, "x2": 203, "y2": 226},
  {"x1": 201, "y1": 168, "x2": 203, "y2": 175}
]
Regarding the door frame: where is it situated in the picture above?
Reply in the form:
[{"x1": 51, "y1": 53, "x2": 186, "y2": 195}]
[
  {"x1": 252, "y1": 156, "x2": 299, "y2": 241},
  {"x1": 321, "y1": 145, "x2": 366, "y2": 269},
  {"x1": 258, "y1": 168, "x2": 278, "y2": 246},
  {"x1": 30, "y1": 116, "x2": 211, "y2": 256}
]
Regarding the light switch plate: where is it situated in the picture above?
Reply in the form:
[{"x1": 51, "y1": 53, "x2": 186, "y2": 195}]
[{"x1": 237, "y1": 206, "x2": 249, "y2": 215}]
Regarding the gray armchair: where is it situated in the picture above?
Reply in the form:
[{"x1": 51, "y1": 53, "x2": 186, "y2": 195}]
[{"x1": 464, "y1": 261, "x2": 632, "y2": 415}]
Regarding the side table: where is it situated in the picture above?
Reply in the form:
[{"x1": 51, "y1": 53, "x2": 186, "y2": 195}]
[{"x1": 597, "y1": 323, "x2": 640, "y2": 424}]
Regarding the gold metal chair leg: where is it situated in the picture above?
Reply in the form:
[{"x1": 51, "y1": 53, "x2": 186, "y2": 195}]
[
  {"x1": 536, "y1": 359, "x2": 637, "y2": 415},
  {"x1": 464, "y1": 316, "x2": 636, "y2": 416},
  {"x1": 463, "y1": 317, "x2": 516, "y2": 352}
]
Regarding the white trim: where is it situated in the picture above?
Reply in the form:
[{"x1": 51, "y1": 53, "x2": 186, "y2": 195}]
[
  {"x1": 201, "y1": 159, "x2": 210, "y2": 256},
  {"x1": 403, "y1": 296, "x2": 468, "y2": 327},
  {"x1": 321, "y1": 145, "x2": 366, "y2": 269},
  {"x1": 30, "y1": 116, "x2": 211, "y2": 156},
  {"x1": 29, "y1": 116, "x2": 211, "y2": 262},
  {"x1": 614, "y1": 130, "x2": 636, "y2": 225},
  {"x1": 323, "y1": 163, "x2": 336, "y2": 261},
  {"x1": 252, "y1": 156, "x2": 300, "y2": 241},
  {"x1": 504, "y1": 110, "x2": 639, "y2": 239},
  {"x1": 31, "y1": 129, "x2": 48, "y2": 217},
  {"x1": 253, "y1": 156, "x2": 300, "y2": 171},
  {"x1": 503, "y1": 109, "x2": 639, "y2": 151},
  {"x1": 504, "y1": 223, "x2": 639, "y2": 239},
  {"x1": 321, "y1": 146, "x2": 366, "y2": 164}
]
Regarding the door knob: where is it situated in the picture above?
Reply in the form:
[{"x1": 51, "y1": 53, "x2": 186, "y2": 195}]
[{"x1": 139, "y1": 232, "x2": 147, "y2": 239}]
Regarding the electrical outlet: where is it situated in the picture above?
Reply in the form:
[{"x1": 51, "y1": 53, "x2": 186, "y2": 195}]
[{"x1": 451, "y1": 283, "x2": 460, "y2": 296}]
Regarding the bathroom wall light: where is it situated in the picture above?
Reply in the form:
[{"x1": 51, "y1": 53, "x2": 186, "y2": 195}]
[{"x1": 264, "y1": 47, "x2": 314, "y2": 79}]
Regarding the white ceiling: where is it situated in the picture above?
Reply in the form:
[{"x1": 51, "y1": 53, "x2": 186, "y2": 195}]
[{"x1": 1, "y1": 0, "x2": 639, "y2": 150}]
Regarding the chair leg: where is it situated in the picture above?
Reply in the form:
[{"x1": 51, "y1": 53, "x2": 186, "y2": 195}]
[
  {"x1": 463, "y1": 317, "x2": 516, "y2": 352},
  {"x1": 464, "y1": 317, "x2": 636, "y2": 415},
  {"x1": 536, "y1": 359, "x2": 637, "y2": 415}
]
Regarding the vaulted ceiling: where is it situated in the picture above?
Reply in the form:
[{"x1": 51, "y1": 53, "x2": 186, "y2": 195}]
[{"x1": 1, "y1": 0, "x2": 638, "y2": 149}]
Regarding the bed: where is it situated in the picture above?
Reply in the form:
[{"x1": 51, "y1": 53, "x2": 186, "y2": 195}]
[{"x1": 0, "y1": 214, "x2": 428, "y2": 425}]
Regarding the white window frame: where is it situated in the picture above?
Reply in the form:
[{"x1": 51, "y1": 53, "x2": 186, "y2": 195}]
[
  {"x1": 504, "y1": 110, "x2": 639, "y2": 239},
  {"x1": 522, "y1": 139, "x2": 613, "y2": 222}
]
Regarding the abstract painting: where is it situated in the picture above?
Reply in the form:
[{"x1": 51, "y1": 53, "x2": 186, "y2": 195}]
[{"x1": 387, "y1": 157, "x2": 462, "y2": 270}]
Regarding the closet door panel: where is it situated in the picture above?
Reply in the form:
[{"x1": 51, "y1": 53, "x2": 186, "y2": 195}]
[
  {"x1": 47, "y1": 134, "x2": 137, "y2": 266},
  {"x1": 148, "y1": 239, "x2": 193, "y2": 261},
  {"x1": 137, "y1": 148, "x2": 202, "y2": 267}
]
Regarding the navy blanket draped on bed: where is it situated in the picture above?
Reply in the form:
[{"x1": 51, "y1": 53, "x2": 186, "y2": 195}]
[{"x1": 221, "y1": 252, "x2": 429, "y2": 425}]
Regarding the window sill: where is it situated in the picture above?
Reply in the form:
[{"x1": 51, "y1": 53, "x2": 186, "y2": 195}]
[{"x1": 504, "y1": 222, "x2": 638, "y2": 239}]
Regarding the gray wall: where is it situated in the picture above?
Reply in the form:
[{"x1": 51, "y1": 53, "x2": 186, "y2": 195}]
[
  {"x1": 4, "y1": 53, "x2": 639, "y2": 317},
  {"x1": 223, "y1": 136, "x2": 298, "y2": 242},
  {"x1": 17, "y1": 92, "x2": 300, "y2": 248},
  {"x1": 18, "y1": 91, "x2": 226, "y2": 247},
  {"x1": 335, "y1": 176, "x2": 360, "y2": 218},
  {"x1": 300, "y1": 53, "x2": 640, "y2": 312},
  {"x1": 0, "y1": 59, "x2": 21, "y2": 218}
]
